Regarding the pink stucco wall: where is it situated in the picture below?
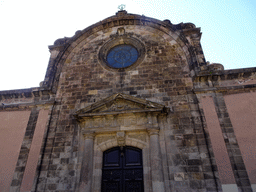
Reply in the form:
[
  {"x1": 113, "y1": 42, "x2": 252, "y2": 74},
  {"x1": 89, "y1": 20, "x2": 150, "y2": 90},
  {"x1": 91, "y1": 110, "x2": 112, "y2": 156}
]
[
  {"x1": 0, "y1": 111, "x2": 31, "y2": 192},
  {"x1": 201, "y1": 96, "x2": 236, "y2": 185},
  {"x1": 20, "y1": 109, "x2": 49, "y2": 192},
  {"x1": 224, "y1": 92, "x2": 256, "y2": 184}
]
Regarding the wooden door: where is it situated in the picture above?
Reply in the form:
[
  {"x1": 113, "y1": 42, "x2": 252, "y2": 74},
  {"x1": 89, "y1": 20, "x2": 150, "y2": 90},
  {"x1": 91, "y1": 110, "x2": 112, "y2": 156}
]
[{"x1": 101, "y1": 146, "x2": 144, "y2": 192}]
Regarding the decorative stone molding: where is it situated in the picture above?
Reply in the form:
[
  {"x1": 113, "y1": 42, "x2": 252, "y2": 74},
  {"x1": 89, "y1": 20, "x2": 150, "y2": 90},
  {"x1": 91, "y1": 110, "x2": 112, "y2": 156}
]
[
  {"x1": 146, "y1": 112, "x2": 159, "y2": 128},
  {"x1": 82, "y1": 131, "x2": 95, "y2": 140},
  {"x1": 116, "y1": 131, "x2": 126, "y2": 147},
  {"x1": 147, "y1": 128, "x2": 160, "y2": 136},
  {"x1": 74, "y1": 93, "x2": 169, "y2": 119},
  {"x1": 74, "y1": 93, "x2": 169, "y2": 134},
  {"x1": 128, "y1": 133, "x2": 147, "y2": 142},
  {"x1": 97, "y1": 135, "x2": 115, "y2": 145},
  {"x1": 92, "y1": 134, "x2": 151, "y2": 191},
  {"x1": 97, "y1": 137, "x2": 147, "y2": 152},
  {"x1": 117, "y1": 27, "x2": 125, "y2": 36}
]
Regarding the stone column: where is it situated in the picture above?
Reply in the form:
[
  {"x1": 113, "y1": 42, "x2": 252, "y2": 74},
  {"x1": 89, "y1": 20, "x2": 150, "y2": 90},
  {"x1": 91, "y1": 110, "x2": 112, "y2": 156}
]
[
  {"x1": 148, "y1": 129, "x2": 165, "y2": 192},
  {"x1": 79, "y1": 131, "x2": 95, "y2": 192}
]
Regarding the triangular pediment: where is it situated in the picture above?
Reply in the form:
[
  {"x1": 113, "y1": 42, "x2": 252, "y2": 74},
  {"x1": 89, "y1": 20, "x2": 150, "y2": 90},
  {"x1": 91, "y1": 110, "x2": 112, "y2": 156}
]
[{"x1": 74, "y1": 93, "x2": 169, "y2": 118}]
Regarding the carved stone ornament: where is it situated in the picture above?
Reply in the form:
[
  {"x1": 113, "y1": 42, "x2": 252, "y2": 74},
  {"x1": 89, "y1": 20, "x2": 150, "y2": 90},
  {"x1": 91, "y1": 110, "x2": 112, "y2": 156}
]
[
  {"x1": 74, "y1": 93, "x2": 170, "y2": 134},
  {"x1": 74, "y1": 93, "x2": 170, "y2": 120},
  {"x1": 97, "y1": 135, "x2": 116, "y2": 145},
  {"x1": 147, "y1": 128, "x2": 160, "y2": 136},
  {"x1": 116, "y1": 131, "x2": 126, "y2": 147},
  {"x1": 82, "y1": 131, "x2": 95, "y2": 140},
  {"x1": 117, "y1": 27, "x2": 125, "y2": 36},
  {"x1": 128, "y1": 133, "x2": 147, "y2": 142}
]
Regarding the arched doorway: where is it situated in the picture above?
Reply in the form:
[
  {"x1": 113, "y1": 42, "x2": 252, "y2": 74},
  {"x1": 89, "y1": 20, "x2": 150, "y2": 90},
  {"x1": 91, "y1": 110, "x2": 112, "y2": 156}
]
[{"x1": 101, "y1": 146, "x2": 144, "y2": 192}]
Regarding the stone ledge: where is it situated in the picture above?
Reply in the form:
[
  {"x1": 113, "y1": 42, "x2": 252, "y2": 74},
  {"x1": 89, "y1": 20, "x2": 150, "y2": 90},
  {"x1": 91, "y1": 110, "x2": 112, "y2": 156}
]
[
  {"x1": 0, "y1": 100, "x2": 54, "y2": 111},
  {"x1": 0, "y1": 87, "x2": 53, "y2": 100},
  {"x1": 197, "y1": 66, "x2": 256, "y2": 77},
  {"x1": 193, "y1": 84, "x2": 256, "y2": 93}
]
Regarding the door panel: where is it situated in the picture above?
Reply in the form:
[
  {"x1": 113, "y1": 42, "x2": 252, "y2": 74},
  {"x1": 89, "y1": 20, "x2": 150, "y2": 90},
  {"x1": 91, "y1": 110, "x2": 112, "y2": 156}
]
[
  {"x1": 125, "y1": 148, "x2": 142, "y2": 166},
  {"x1": 104, "y1": 149, "x2": 121, "y2": 167},
  {"x1": 102, "y1": 146, "x2": 144, "y2": 192}
]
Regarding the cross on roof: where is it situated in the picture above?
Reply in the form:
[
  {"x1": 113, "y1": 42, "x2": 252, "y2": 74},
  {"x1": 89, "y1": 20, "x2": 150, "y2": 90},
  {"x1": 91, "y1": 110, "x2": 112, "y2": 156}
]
[{"x1": 118, "y1": 4, "x2": 126, "y2": 11}]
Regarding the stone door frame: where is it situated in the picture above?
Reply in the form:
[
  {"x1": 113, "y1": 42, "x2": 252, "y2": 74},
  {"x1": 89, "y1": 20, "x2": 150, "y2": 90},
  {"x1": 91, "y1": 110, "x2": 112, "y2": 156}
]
[
  {"x1": 74, "y1": 93, "x2": 170, "y2": 192},
  {"x1": 92, "y1": 132, "x2": 151, "y2": 192}
]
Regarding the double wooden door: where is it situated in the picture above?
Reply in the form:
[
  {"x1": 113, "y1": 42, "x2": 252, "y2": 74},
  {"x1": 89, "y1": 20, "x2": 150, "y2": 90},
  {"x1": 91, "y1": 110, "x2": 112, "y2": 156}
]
[{"x1": 101, "y1": 146, "x2": 144, "y2": 192}]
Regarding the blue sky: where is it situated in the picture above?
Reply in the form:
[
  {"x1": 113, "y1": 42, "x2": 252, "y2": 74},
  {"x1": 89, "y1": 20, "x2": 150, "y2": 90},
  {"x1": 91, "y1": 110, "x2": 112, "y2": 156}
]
[{"x1": 0, "y1": 0, "x2": 255, "y2": 91}]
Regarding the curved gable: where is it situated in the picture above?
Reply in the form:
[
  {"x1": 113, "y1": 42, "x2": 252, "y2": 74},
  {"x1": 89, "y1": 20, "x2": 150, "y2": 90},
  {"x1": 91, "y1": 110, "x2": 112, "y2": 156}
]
[{"x1": 42, "y1": 11, "x2": 205, "y2": 93}]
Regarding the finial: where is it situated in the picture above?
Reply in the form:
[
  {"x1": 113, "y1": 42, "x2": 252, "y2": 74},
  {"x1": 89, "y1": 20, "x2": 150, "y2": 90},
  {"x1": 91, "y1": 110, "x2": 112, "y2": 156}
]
[{"x1": 118, "y1": 4, "x2": 126, "y2": 11}]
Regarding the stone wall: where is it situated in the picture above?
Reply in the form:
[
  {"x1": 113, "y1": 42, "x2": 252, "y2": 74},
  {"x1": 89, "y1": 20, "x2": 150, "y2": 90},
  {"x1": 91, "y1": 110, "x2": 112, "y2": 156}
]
[{"x1": 33, "y1": 11, "x2": 217, "y2": 192}]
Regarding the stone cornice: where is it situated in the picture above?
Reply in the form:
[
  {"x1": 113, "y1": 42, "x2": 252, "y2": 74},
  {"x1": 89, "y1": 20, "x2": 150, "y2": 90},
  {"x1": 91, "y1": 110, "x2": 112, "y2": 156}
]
[
  {"x1": 0, "y1": 87, "x2": 55, "y2": 110},
  {"x1": 193, "y1": 84, "x2": 256, "y2": 94},
  {"x1": 193, "y1": 66, "x2": 256, "y2": 92},
  {"x1": 0, "y1": 100, "x2": 55, "y2": 111},
  {"x1": 49, "y1": 12, "x2": 199, "y2": 50},
  {"x1": 0, "y1": 87, "x2": 52, "y2": 99},
  {"x1": 197, "y1": 66, "x2": 256, "y2": 77}
]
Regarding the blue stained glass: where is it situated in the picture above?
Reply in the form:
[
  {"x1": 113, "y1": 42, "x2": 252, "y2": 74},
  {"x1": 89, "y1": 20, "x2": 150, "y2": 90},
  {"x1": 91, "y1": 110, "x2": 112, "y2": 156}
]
[{"x1": 107, "y1": 45, "x2": 138, "y2": 68}]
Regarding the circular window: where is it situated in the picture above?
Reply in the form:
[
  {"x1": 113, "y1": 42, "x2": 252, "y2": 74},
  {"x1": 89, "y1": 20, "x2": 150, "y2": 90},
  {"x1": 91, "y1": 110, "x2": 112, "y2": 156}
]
[
  {"x1": 107, "y1": 45, "x2": 138, "y2": 68},
  {"x1": 98, "y1": 36, "x2": 145, "y2": 72}
]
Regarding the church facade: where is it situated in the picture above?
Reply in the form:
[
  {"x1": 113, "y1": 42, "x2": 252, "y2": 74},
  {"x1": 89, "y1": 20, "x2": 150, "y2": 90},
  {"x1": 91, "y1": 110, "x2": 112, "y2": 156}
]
[{"x1": 0, "y1": 10, "x2": 256, "y2": 192}]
